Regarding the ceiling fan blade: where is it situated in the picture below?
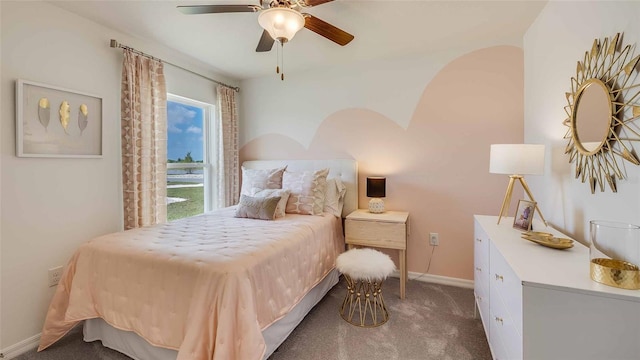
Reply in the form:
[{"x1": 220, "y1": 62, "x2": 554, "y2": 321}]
[
  {"x1": 177, "y1": 5, "x2": 261, "y2": 14},
  {"x1": 302, "y1": 0, "x2": 334, "y2": 6},
  {"x1": 303, "y1": 14, "x2": 354, "y2": 46},
  {"x1": 256, "y1": 30, "x2": 275, "y2": 52}
]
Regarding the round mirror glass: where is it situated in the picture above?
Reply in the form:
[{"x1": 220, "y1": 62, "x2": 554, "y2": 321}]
[{"x1": 573, "y1": 79, "x2": 612, "y2": 154}]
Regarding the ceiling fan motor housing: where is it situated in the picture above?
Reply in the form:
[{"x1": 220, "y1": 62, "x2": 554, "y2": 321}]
[{"x1": 258, "y1": 7, "x2": 305, "y2": 42}]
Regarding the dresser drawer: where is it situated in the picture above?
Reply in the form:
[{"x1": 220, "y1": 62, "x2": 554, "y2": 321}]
[
  {"x1": 474, "y1": 221, "x2": 490, "y2": 256},
  {"x1": 490, "y1": 279, "x2": 523, "y2": 359},
  {"x1": 475, "y1": 290, "x2": 490, "y2": 335},
  {"x1": 345, "y1": 219, "x2": 406, "y2": 249},
  {"x1": 474, "y1": 265, "x2": 489, "y2": 320},
  {"x1": 489, "y1": 305, "x2": 515, "y2": 360},
  {"x1": 474, "y1": 229, "x2": 490, "y2": 297},
  {"x1": 489, "y1": 242, "x2": 523, "y2": 335}
]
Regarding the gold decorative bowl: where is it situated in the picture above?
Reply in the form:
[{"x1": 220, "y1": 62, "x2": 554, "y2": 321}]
[
  {"x1": 524, "y1": 231, "x2": 553, "y2": 238},
  {"x1": 590, "y1": 258, "x2": 640, "y2": 290},
  {"x1": 522, "y1": 234, "x2": 574, "y2": 250}
]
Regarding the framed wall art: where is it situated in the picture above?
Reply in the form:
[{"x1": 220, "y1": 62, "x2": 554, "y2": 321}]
[{"x1": 16, "y1": 79, "x2": 103, "y2": 158}]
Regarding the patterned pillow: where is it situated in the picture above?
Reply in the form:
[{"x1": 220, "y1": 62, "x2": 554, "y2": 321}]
[
  {"x1": 240, "y1": 166, "x2": 287, "y2": 196},
  {"x1": 249, "y1": 188, "x2": 291, "y2": 218},
  {"x1": 234, "y1": 195, "x2": 281, "y2": 220},
  {"x1": 324, "y1": 178, "x2": 347, "y2": 217},
  {"x1": 282, "y1": 168, "x2": 329, "y2": 215}
]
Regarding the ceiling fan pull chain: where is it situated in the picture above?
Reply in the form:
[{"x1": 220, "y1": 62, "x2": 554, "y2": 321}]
[
  {"x1": 281, "y1": 42, "x2": 285, "y2": 81},
  {"x1": 276, "y1": 41, "x2": 280, "y2": 74}
]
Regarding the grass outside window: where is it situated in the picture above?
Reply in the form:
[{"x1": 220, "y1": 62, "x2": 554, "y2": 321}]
[{"x1": 167, "y1": 182, "x2": 204, "y2": 221}]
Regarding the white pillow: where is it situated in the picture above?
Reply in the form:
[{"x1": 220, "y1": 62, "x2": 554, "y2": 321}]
[
  {"x1": 324, "y1": 178, "x2": 347, "y2": 217},
  {"x1": 240, "y1": 166, "x2": 286, "y2": 196},
  {"x1": 250, "y1": 188, "x2": 291, "y2": 218},
  {"x1": 282, "y1": 168, "x2": 329, "y2": 215}
]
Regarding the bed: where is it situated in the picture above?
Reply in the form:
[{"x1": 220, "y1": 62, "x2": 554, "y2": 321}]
[{"x1": 38, "y1": 159, "x2": 358, "y2": 360}]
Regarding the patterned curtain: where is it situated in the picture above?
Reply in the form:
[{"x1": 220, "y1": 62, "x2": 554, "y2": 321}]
[
  {"x1": 215, "y1": 86, "x2": 240, "y2": 207},
  {"x1": 121, "y1": 49, "x2": 167, "y2": 229}
]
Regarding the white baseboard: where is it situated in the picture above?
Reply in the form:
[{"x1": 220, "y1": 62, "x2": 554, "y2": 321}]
[
  {"x1": 0, "y1": 333, "x2": 40, "y2": 359},
  {"x1": 390, "y1": 270, "x2": 474, "y2": 289}
]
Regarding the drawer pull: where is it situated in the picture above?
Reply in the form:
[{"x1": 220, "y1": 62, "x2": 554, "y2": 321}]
[
  {"x1": 475, "y1": 267, "x2": 482, "y2": 271},
  {"x1": 495, "y1": 274, "x2": 504, "y2": 282},
  {"x1": 494, "y1": 316, "x2": 503, "y2": 325},
  {"x1": 476, "y1": 238, "x2": 482, "y2": 242}
]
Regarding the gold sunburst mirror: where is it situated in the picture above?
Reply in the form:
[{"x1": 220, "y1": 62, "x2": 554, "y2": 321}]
[{"x1": 564, "y1": 33, "x2": 640, "y2": 193}]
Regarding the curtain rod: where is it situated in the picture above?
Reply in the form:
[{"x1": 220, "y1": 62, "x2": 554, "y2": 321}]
[{"x1": 109, "y1": 39, "x2": 239, "y2": 92}]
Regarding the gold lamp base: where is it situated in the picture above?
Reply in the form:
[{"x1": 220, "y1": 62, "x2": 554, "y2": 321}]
[{"x1": 497, "y1": 175, "x2": 548, "y2": 227}]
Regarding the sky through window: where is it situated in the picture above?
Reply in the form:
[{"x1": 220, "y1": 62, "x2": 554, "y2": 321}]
[{"x1": 167, "y1": 101, "x2": 204, "y2": 162}]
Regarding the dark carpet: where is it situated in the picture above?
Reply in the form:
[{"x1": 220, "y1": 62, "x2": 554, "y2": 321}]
[{"x1": 16, "y1": 277, "x2": 491, "y2": 360}]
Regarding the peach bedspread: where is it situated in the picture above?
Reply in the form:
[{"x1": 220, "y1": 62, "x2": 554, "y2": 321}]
[{"x1": 38, "y1": 207, "x2": 343, "y2": 360}]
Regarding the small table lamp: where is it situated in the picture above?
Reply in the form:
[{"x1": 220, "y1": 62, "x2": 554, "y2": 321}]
[
  {"x1": 490, "y1": 144, "x2": 548, "y2": 226},
  {"x1": 367, "y1": 177, "x2": 386, "y2": 213}
]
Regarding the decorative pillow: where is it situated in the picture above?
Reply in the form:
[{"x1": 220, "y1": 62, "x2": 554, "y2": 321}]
[
  {"x1": 234, "y1": 195, "x2": 281, "y2": 220},
  {"x1": 324, "y1": 178, "x2": 347, "y2": 217},
  {"x1": 282, "y1": 168, "x2": 329, "y2": 215},
  {"x1": 249, "y1": 188, "x2": 291, "y2": 218},
  {"x1": 240, "y1": 166, "x2": 287, "y2": 196}
]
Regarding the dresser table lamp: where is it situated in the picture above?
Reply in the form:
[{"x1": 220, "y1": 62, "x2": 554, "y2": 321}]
[
  {"x1": 367, "y1": 177, "x2": 386, "y2": 213},
  {"x1": 490, "y1": 144, "x2": 547, "y2": 226}
]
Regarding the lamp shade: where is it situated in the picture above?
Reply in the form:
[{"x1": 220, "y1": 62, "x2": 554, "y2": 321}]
[
  {"x1": 367, "y1": 177, "x2": 386, "y2": 198},
  {"x1": 490, "y1": 144, "x2": 545, "y2": 175},
  {"x1": 257, "y1": 8, "x2": 305, "y2": 42}
]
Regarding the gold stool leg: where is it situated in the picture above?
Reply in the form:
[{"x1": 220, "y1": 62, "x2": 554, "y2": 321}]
[{"x1": 339, "y1": 276, "x2": 389, "y2": 327}]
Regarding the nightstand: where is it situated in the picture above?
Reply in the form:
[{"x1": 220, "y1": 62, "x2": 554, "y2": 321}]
[{"x1": 344, "y1": 209, "x2": 409, "y2": 299}]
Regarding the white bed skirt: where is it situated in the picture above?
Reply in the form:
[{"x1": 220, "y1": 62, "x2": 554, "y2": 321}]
[{"x1": 83, "y1": 269, "x2": 340, "y2": 360}]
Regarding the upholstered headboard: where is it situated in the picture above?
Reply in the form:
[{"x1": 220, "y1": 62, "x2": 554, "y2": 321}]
[{"x1": 241, "y1": 159, "x2": 358, "y2": 217}]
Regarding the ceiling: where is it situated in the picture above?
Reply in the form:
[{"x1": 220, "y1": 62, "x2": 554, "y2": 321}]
[{"x1": 49, "y1": 0, "x2": 547, "y2": 80}]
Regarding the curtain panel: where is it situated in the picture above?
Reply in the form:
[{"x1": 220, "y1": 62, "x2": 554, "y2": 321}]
[
  {"x1": 121, "y1": 50, "x2": 168, "y2": 229},
  {"x1": 216, "y1": 86, "x2": 240, "y2": 207}
]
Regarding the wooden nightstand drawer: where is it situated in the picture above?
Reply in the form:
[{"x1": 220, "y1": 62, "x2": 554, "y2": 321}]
[{"x1": 345, "y1": 219, "x2": 406, "y2": 249}]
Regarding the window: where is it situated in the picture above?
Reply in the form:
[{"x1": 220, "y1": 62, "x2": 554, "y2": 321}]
[{"x1": 166, "y1": 94, "x2": 215, "y2": 221}]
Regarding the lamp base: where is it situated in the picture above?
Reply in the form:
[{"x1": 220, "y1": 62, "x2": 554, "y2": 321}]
[
  {"x1": 497, "y1": 175, "x2": 548, "y2": 227},
  {"x1": 368, "y1": 198, "x2": 385, "y2": 213}
]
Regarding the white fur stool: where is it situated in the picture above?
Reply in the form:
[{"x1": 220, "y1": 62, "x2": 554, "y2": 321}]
[{"x1": 336, "y1": 248, "x2": 396, "y2": 327}]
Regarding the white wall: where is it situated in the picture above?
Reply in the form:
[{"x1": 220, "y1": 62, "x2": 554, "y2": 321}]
[
  {"x1": 524, "y1": 1, "x2": 640, "y2": 244},
  {"x1": 240, "y1": 52, "x2": 436, "y2": 148},
  {"x1": 0, "y1": 1, "x2": 238, "y2": 353}
]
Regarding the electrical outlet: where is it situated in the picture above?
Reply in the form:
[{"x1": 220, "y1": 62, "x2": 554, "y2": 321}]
[
  {"x1": 429, "y1": 233, "x2": 439, "y2": 246},
  {"x1": 48, "y1": 266, "x2": 63, "y2": 287}
]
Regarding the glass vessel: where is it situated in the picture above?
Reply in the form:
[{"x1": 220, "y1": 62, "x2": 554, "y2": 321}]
[{"x1": 589, "y1": 220, "x2": 640, "y2": 290}]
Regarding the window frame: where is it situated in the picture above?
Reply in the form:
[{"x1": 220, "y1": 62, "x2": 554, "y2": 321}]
[{"x1": 166, "y1": 93, "x2": 216, "y2": 214}]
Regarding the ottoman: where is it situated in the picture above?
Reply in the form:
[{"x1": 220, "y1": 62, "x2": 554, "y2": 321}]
[{"x1": 335, "y1": 248, "x2": 396, "y2": 327}]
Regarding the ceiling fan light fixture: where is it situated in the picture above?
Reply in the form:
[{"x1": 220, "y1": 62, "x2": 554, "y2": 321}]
[{"x1": 258, "y1": 7, "x2": 305, "y2": 43}]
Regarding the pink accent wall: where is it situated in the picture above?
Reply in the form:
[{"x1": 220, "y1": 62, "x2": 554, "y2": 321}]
[{"x1": 240, "y1": 46, "x2": 524, "y2": 280}]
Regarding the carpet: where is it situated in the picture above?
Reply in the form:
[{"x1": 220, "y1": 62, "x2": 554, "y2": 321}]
[{"x1": 16, "y1": 277, "x2": 491, "y2": 360}]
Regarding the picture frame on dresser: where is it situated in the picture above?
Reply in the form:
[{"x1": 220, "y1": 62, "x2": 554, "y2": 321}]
[{"x1": 513, "y1": 199, "x2": 535, "y2": 231}]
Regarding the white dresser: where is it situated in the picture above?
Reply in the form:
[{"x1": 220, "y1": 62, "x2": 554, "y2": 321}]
[{"x1": 474, "y1": 215, "x2": 640, "y2": 360}]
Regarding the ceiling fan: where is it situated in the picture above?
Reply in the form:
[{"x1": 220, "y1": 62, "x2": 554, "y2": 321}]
[{"x1": 177, "y1": 0, "x2": 354, "y2": 53}]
